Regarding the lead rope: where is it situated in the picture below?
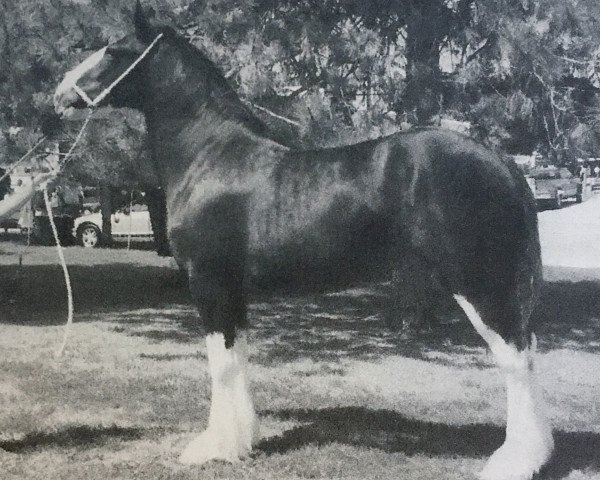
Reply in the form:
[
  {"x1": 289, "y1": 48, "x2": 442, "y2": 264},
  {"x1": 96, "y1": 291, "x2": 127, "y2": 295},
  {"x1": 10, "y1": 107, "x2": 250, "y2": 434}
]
[
  {"x1": 50, "y1": 32, "x2": 162, "y2": 357},
  {"x1": 49, "y1": 108, "x2": 93, "y2": 357},
  {"x1": 44, "y1": 188, "x2": 74, "y2": 358}
]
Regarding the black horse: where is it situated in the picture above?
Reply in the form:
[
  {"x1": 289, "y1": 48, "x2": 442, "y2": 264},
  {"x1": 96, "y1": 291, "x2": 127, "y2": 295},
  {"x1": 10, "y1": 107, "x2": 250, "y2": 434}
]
[{"x1": 54, "y1": 5, "x2": 553, "y2": 479}]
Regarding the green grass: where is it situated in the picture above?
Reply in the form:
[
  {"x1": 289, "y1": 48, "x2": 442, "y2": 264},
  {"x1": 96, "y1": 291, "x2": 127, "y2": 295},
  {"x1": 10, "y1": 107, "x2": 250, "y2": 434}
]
[{"x1": 1, "y1": 239, "x2": 600, "y2": 479}]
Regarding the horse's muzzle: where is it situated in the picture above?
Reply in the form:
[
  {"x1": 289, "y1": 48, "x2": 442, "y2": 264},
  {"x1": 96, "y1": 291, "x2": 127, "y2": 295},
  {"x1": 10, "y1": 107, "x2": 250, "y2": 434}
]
[{"x1": 53, "y1": 88, "x2": 81, "y2": 116}]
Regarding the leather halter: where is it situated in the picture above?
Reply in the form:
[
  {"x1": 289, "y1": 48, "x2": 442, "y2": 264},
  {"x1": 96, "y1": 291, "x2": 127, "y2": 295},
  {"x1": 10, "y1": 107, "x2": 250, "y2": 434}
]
[{"x1": 74, "y1": 33, "x2": 163, "y2": 108}]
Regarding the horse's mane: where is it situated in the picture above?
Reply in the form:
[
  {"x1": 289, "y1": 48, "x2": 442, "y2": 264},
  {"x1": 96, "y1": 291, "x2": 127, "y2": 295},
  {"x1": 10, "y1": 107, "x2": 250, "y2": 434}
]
[{"x1": 158, "y1": 27, "x2": 284, "y2": 144}]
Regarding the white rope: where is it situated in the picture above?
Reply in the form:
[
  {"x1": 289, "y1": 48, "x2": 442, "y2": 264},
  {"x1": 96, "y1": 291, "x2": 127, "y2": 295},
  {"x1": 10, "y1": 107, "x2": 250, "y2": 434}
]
[
  {"x1": 60, "y1": 109, "x2": 94, "y2": 168},
  {"x1": 73, "y1": 84, "x2": 95, "y2": 108},
  {"x1": 48, "y1": 33, "x2": 162, "y2": 356},
  {"x1": 44, "y1": 188, "x2": 74, "y2": 358},
  {"x1": 48, "y1": 110, "x2": 93, "y2": 357},
  {"x1": 248, "y1": 101, "x2": 301, "y2": 127}
]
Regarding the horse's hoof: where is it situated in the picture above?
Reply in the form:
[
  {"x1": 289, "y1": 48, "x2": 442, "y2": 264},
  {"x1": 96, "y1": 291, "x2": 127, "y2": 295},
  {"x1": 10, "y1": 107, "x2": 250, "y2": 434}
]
[
  {"x1": 179, "y1": 428, "x2": 254, "y2": 465},
  {"x1": 479, "y1": 437, "x2": 553, "y2": 480}
]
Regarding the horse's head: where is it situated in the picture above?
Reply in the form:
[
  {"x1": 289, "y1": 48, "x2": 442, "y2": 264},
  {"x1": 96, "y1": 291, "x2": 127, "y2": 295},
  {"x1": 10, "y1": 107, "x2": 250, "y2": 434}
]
[
  {"x1": 55, "y1": 1, "x2": 271, "y2": 144},
  {"x1": 54, "y1": 2, "x2": 160, "y2": 115}
]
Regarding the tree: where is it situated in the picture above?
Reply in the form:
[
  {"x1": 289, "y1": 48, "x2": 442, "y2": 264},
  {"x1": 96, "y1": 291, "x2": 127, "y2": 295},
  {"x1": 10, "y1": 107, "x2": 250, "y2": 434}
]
[
  {"x1": 446, "y1": 0, "x2": 600, "y2": 161},
  {"x1": 58, "y1": 107, "x2": 151, "y2": 244},
  {"x1": 4, "y1": 0, "x2": 600, "y2": 225}
]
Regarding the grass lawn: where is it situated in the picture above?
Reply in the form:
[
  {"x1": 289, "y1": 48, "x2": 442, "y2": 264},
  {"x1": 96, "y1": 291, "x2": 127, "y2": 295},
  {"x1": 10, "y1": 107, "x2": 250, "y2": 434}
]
[{"x1": 0, "y1": 235, "x2": 599, "y2": 479}]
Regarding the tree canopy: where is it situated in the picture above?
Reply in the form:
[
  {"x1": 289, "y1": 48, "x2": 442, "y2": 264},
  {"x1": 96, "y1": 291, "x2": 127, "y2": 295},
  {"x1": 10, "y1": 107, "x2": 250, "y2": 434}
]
[{"x1": 1, "y1": 0, "x2": 600, "y2": 180}]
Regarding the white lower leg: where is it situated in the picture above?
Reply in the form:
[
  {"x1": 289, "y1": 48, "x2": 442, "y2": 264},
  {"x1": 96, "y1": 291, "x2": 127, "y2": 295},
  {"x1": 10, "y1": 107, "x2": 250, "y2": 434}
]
[
  {"x1": 180, "y1": 332, "x2": 259, "y2": 464},
  {"x1": 454, "y1": 295, "x2": 554, "y2": 480},
  {"x1": 481, "y1": 349, "x2": 554, "y2": 480}
]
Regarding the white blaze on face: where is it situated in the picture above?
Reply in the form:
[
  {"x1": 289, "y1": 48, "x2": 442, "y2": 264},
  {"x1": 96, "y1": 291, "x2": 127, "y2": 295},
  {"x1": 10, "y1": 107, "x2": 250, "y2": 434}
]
[{"x1": 54, "y1": 47, "x2": 107, "y2": 109}]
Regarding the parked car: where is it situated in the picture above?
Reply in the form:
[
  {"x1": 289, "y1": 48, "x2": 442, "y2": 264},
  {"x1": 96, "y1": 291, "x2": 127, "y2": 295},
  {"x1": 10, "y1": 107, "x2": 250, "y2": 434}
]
[
  {"x1": 0, "y1": 213, "x2": 20, "y2": 232},
  {"x1": 28, "y1": 187, "x2": 80, "y2": 245},
  {"x1": 73, "y1": 204, "x2": 153, "y2": 247},
  {"x1": 31, "y1": 214, "x2": 76, "y2": 245},
  {"x1": 528, "y1": 166, "x2": 582, "y2": 208}
]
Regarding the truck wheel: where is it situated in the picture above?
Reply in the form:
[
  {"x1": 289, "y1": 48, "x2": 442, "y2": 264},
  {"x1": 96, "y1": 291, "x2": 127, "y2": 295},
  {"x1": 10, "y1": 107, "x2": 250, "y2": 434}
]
[{"x1": 77, "y1": 224, "x2": 101, "y2": 248}]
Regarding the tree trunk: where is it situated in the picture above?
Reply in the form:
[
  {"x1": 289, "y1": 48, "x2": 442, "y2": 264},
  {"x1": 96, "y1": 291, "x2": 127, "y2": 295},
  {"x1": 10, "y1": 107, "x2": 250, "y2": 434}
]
[
  {"x1": 0, "y1": 167, "x2": 10, "y2": 200},
  {"x1": 99, "y1": 182, "x2": 112, "y2": 246},
  {"x1": 403, "y1": 2, "x2": 445, "y2": 125},
  {"x1": 145, "y1": 186, "x2": 170, "y2": 256}
]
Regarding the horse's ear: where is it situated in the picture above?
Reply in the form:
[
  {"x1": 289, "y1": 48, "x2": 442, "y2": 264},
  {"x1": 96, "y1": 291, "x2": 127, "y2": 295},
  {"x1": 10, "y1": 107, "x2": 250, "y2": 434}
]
[{"x1": 133, "y1": 1, "x2": 154, "y2": 42}]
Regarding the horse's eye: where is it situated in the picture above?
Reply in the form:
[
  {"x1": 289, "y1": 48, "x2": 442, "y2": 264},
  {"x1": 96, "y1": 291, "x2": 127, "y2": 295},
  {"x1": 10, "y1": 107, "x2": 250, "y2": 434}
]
[{"x1": 105, "y1": 46, "x2": 121, "y2": 56}]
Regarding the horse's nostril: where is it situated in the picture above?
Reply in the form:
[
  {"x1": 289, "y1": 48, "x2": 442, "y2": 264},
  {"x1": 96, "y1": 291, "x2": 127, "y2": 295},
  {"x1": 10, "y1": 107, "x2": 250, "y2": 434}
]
[{"x1": 53, "y1": 89, "x2": 76, "y2": 115}]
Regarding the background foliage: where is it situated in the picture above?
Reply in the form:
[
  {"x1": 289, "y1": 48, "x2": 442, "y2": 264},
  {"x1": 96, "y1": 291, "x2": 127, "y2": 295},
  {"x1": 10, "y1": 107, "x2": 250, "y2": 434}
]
[{"x1": 2, "y1": 0, "x2": 600, "y2": 186}]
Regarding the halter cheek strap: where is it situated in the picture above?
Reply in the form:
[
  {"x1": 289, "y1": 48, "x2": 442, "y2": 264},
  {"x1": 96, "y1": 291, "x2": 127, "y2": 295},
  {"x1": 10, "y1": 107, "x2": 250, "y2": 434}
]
[
  {"x1": 74, "y1": 32, "x2": 163, "y2": 108},
  {"x1": 72, "y1": 84, "x2": 95, "y2": 107}
]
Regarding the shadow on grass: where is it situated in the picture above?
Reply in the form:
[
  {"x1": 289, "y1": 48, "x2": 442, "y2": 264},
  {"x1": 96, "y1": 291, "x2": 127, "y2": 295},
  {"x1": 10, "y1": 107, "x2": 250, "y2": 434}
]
[
  {"x1": 0, "y1": 424, "x2": 143, "y2": 453},
  {"x1": 248, "y1": 289, "x2": 484, "y2": 365},
  {"x1": 533, "y1": 280, "x2": 600, "y2": 355},
  {"x1": 258, "y1": 406, "x2": 600, "y2": 478},
  {"x1": 257, "y1": 406, "x2": 502, "y2": 457},
  {"x1": 2, "y1": 258, "x2": 600, "y2": 363},
  {"x1": 541, "y1": 431, "x2": 600, "y2": 479},
  {"x1": 106, "y1": 273, "x2": 600, "y2": 365},
  {"x1": 128, "y1": 328, "x2": 197, "y2": 343},
  {"x1": 0, "y1": 264, "x2": 191, "y2": 325},
  {"x1": 248, "y1": 273, "x2": 600, "y2": 363}
]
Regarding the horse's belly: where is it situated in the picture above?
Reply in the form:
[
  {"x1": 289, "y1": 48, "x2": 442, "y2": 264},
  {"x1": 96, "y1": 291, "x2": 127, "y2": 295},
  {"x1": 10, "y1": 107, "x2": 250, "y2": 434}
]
[{"x1": 247, "y1": 208, "x2": 394, "y2": 291}]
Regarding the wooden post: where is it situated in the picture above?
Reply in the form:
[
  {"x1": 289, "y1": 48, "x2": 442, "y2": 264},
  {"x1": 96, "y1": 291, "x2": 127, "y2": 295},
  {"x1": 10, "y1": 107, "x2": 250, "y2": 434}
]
[{"x1": 127, "y1": 189, "x2": 133, "y2": 250}]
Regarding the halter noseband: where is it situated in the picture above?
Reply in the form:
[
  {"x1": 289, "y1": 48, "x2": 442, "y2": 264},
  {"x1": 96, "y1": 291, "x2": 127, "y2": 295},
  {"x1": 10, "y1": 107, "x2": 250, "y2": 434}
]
[{"x1": 74, "y1": 32, "x2": 163, "y2": 108}]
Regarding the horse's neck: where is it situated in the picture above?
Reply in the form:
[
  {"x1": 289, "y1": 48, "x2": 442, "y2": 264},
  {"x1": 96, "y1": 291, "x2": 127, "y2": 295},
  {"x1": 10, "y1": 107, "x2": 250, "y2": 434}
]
[
  {"x1": 142, "y1": 43, "x2": 285, "y2": 185},
  {"x1": 145, "y1": 102, "x2": 286, "y2": 195}
]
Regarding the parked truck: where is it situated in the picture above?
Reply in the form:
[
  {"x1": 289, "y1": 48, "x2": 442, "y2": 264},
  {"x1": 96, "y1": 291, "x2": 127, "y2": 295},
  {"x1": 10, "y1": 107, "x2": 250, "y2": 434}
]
[{"x1": 528, "y1": 166, "x2": 582, "y2": 208}]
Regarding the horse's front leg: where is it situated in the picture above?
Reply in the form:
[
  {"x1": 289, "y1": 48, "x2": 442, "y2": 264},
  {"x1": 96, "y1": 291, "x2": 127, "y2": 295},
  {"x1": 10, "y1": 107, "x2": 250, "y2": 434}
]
[{"x1": 180, "y1": 261, "x2": 259, "y2": 464}]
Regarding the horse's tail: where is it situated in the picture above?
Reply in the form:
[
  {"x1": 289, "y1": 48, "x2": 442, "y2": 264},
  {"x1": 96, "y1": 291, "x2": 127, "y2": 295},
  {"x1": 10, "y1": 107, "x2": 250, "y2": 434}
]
[{"x1": 504, "y1": 154, "x2": 543, "y2": 330}]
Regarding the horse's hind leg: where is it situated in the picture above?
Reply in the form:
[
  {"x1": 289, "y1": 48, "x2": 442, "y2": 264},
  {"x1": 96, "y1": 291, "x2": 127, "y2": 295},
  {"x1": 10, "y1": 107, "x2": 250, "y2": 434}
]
[
  {"x1": 179, "y1": 260, "x2": 259, "y2": 464},
  {"x1": 386, "y1": 250, "x2": 446, "y2": 331},
  {"x1": 454, "y1": 294, "x2": 553, "y2": 480}
]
